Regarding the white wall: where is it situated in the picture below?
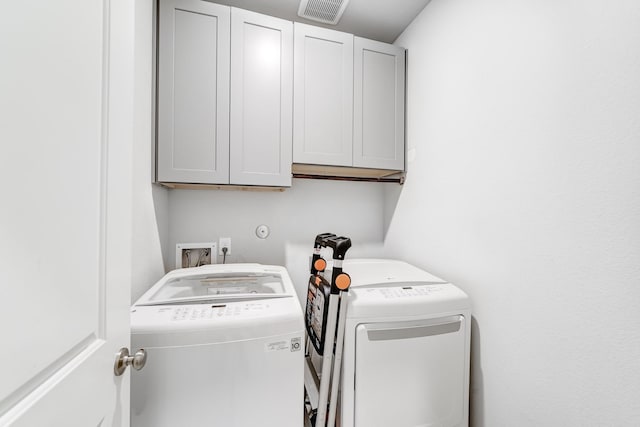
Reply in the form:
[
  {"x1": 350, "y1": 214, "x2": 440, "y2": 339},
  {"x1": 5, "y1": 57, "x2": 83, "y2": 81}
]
[
  {"x1": 385, "y1": 0, "x2": 640, "y2": 427},
  {"x1": 165, "y1": 179, "x2": 385, "y2": 272},
  {"x1": 132, "y1": 0, "x2": 170, "y2": 301},
  {"x1": 387, "y1": 0, "x2": 640, "y2": 425},
  {"x1": 167, "y1": 179, "x2": 386, "y2": 304}
]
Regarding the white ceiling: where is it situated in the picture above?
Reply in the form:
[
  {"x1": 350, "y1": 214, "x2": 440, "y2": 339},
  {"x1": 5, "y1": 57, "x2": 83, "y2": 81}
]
[{"x1": 209, "y1": 0, "x2": 431, "y2": 43}]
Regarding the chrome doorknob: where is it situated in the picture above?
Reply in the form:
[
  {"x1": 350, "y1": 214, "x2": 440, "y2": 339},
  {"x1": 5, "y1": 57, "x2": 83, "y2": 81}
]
[{"x1": 114, "y1": 347, "x2": 147, "y2": 376}]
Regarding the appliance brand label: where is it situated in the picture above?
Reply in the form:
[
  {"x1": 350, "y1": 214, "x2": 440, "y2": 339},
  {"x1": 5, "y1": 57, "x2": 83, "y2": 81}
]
[
  {"x1": 265, "y1": 337, "x2": 302, "y2": 352},
  {"x1": 265, "y1": 340, "x2": 289, "y2": 352}
]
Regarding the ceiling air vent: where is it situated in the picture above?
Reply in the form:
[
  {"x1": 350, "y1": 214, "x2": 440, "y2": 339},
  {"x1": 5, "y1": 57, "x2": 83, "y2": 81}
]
[{"x1": 298, "y1": 0, "x2": 351, "y2": 25}]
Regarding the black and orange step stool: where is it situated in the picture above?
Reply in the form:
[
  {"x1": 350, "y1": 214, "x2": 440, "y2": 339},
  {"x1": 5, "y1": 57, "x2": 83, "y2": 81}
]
[{"x1": 304, "y1": 233, "x2": 352, "y2": 427}]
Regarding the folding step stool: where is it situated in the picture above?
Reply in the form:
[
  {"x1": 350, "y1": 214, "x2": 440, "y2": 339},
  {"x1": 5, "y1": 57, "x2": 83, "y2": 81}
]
[{"x1": 303, "y1": 233, "x2": 352, "y2": 427}]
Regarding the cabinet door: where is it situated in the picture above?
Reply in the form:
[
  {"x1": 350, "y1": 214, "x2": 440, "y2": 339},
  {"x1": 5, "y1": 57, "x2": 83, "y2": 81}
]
[
  {"x1": 230, "y1": 9, "x2": 293, "y2": 186},
  {"x1": 157, "y1": 0, "x2": 230, "y2": 184},
  {"x1": 293, "y1": 24, "x2": 353, "y2": 167},
  {"x1": 353, "y1": 37, "x2": 405, "y2": 171}
]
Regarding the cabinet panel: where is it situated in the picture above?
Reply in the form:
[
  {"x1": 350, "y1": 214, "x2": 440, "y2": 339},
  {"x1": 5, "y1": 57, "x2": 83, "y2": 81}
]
[
  {"x1": 230, "y1": 9, "x2": 293, "y2": 186},
  {"x1": 157, "y1": 0, "x2": 230, "y2": 184},
  {"x1": 293, "y1": 24, "x2": 353, "y2": 167},
  {"x1": 353, "y1": 37, "x2": 405, "y2": 171}
]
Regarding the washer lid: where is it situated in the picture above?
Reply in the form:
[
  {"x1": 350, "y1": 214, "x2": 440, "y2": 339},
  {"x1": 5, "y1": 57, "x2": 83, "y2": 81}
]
[
  {"x1": 342, "y1": 259, "x2": 446, "y2": 288},
  {"x1": 135, "y1": 264, "x2": 291, "y2": 306}
]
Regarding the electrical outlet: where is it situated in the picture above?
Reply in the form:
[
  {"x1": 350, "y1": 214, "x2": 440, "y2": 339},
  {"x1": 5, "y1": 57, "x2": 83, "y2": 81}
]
[{"x1": 219, "y1": 237, "x2": 231, "y2": 255}]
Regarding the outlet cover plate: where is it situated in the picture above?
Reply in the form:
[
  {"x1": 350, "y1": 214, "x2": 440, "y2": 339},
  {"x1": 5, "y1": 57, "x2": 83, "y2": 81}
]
[{"x1": 219, "y1": 237, "x2": 231, "y2": 255}]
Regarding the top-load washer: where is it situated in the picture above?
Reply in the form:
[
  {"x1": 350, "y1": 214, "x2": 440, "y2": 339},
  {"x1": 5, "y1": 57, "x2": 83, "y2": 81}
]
[
  {"x1": 130, "y1": 264, "x2": 304, "y2": 427},
  {"x1": 339, "y1": 259, "x2": 471, "y2": 427}
]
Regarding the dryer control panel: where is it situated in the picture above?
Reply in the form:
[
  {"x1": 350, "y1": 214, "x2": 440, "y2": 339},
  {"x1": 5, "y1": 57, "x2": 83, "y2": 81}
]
[
  {"x1": 347, "y1": 282, "x2": 471, "y2": 319},
  {"x1": 369, "y1": 284, "x2": 447, "y2": 299}
]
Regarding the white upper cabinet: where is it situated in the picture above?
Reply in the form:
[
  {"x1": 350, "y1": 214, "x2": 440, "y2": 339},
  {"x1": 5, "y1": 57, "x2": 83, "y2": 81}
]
[
  {"x1": 156, "y1": 1, "x2": 405, "y2": 186},
  {"x1": 157, "y1": 0, "x2": 230, "y2": 184},
  {"x1": 353, "y1": 37, "x2": 405, "y2": 171},
  {"x1": 157, "y1": 1, "x2": 293, "y2": 187},
  {"x1": 230, "y1": 9, "x2": 293, "y2": 186},
  {"x1": 293, "y1": 24, "x2": 406, "y2": 173},
  {"x1": 293, "y1": 23, "x2": 354, "y2": 167}
]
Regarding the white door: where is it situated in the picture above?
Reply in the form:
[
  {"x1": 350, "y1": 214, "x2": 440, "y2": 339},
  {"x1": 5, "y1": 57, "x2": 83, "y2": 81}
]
[
  {"x1": 0, "y1": 0, "x2": 134, "y2": 426},
  {"x1": 353, "y1": 317, "x2": 467, "y2": 427},
  {"x1": 156, "y1": 0, "x2": 231, "y2": 185},
  {"x1": 293, "y1": 23, "x2": 354, "y2": 167},
  {"x1": 230, "y1": 8, "x2": 293, "y2": 187},
  {"x1": 353, "y1": 37, "x2": 405, "y2": 171}
]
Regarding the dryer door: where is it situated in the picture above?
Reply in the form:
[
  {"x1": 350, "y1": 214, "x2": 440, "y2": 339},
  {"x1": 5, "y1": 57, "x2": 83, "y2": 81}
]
[{"x1": 354, "y1": 315, "x2": 467, "y2": 427}]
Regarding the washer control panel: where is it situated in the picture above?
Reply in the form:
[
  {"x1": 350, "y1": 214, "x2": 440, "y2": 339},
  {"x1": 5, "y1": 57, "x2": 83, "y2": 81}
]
[{"x1": 143, "y1": 302, "x2": 274, "y2": 322}]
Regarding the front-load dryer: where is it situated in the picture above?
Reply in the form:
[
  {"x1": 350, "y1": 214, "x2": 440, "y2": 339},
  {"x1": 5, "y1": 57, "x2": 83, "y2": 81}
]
[
  {"x1": 339, "y1": 259, "x2": 471, "y2": 427},
  {"x1": 130, "y1": 264, "x2": 304, "y2": 427}
]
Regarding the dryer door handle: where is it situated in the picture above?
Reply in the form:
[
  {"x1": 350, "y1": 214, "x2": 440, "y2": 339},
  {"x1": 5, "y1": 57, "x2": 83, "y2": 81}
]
[{"x1": 365, "y1": 316, "x2": 463, "y2": 341}]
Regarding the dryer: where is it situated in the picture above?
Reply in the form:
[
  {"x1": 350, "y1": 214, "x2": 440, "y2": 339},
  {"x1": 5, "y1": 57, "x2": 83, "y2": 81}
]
[
  {"x1": 339, "y1": 259, "x2": 471, "y2": 427},
  {"x1": 130, "y1": 264, "x2": 304, "y2": 427}
]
